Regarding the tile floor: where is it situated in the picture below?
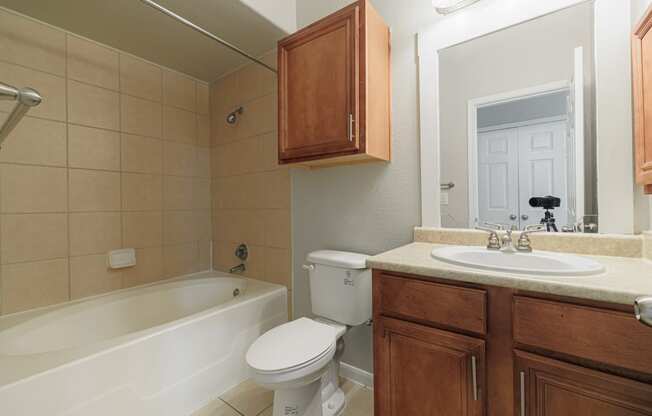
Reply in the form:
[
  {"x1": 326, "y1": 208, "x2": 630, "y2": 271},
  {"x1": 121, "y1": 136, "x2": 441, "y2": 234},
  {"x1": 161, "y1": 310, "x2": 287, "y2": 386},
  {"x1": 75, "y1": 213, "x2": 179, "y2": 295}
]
[{"x1": 193, "y1": 378, "x2": 373, "y2": 416}]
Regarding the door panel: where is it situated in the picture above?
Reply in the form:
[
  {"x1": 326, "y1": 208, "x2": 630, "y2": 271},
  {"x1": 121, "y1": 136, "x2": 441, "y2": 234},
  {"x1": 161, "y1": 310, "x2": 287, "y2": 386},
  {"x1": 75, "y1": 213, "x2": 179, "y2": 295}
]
[
  {"x1": 375, "y1": 316, "x2": 485, "y2": 416},
  {"x1": 477, "y1": 128, "x2": 519, "y2": 229},
  {"x1": 278, "y1": 6, "x2": 359, "y2": 162},
  {"x1": 517, "y1": 121, "x2": 568, "y2": 228},
  {"x1": 515, "y1": 351, "x2": 652, "y2": 416}
]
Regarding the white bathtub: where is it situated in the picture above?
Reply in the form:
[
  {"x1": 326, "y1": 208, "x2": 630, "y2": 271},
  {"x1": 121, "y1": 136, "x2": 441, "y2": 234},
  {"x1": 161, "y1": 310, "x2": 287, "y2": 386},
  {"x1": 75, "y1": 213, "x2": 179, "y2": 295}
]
[{"x1": 0, "y1": 271, "x2": 288, "y2": 416}]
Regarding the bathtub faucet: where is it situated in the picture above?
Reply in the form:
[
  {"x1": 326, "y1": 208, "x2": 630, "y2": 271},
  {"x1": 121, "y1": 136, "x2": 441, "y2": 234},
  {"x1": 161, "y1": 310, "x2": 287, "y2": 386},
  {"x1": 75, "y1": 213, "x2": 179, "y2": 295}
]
[{"x1": 229, "y1": 263, "x2": 246, "y2": 274}]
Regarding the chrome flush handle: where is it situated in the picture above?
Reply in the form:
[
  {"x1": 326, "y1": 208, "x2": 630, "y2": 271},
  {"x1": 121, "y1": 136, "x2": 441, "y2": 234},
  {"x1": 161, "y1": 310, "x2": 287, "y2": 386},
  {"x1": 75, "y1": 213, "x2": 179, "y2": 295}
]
[{"x1": 635, "y1": 296, "x2": 652, "y2": 328}]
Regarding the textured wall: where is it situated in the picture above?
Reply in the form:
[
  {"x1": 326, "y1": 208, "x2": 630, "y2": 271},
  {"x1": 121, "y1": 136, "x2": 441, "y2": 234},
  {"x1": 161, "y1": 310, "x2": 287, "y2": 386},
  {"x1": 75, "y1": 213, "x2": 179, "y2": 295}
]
[{"x1": 0, "y1": 8, "x2": 212, "y2": 314}]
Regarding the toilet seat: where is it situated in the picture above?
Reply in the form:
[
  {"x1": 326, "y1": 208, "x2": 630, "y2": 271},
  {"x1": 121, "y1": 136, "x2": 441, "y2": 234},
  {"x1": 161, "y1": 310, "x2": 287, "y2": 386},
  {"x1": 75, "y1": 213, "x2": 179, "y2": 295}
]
[{"x1": 247, "y1": 318, "x2": 338, "y2": 375}]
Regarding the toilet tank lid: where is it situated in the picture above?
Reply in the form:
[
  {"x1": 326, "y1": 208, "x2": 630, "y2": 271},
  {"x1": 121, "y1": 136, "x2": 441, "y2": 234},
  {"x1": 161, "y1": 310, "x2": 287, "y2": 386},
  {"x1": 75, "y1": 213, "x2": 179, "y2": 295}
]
[{"x1": 307, "y1": 250, "x2": 369, "y2": 269}]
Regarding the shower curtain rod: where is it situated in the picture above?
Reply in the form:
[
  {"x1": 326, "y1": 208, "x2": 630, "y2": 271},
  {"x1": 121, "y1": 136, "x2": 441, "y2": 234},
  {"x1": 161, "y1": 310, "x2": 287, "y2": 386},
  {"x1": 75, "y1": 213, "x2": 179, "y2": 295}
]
[{"x1": 139, "y1": 0, "x2": 277, "y2": 74}]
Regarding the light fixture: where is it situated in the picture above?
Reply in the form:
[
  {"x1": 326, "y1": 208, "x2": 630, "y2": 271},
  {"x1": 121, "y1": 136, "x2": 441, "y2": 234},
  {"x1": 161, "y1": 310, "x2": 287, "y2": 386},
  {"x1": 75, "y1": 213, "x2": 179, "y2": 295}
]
[{"x1": 433, "y1": 0, "x2": 482, "y2": 15}]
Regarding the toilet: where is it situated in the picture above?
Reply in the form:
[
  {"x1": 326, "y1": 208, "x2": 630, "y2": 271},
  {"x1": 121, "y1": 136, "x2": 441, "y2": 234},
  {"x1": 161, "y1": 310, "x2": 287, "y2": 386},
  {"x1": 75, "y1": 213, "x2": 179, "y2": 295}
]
[{"x1": 245, "y1": 250, "x2": 371, "y2": 416}]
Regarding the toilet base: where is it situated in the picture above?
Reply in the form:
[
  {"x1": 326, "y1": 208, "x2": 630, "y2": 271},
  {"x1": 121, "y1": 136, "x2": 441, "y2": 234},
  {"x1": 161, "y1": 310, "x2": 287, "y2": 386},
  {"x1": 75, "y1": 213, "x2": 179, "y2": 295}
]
[{"x1": 271, "y1": 385, "x2": 345, "y2": 416}]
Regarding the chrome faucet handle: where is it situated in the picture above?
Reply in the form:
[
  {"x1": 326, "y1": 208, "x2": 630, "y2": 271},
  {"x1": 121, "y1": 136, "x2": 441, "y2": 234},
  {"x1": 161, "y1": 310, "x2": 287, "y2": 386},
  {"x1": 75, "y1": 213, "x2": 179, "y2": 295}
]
[
  {"x1": 481, "y1": 222, "x2": 504, "y2": 231},
  {"x1": 516, "y1": 225, "x2": 546, "y2": 252},
  {"x1": 475, "y1": 223, "x2": 502, "y2": 250},
  {"x1": 635, "y1": 296, "x2": 652, "y2": 328}
]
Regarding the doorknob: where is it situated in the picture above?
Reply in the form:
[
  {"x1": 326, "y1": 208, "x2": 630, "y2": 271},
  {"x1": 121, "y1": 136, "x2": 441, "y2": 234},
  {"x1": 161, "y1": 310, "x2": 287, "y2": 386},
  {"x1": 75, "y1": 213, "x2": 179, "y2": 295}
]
[
  {"x1": 521, "y1": 215, "x2": 529, "y2": 221},
  {"x1": 509, "y1": 214, "x2": 517, "y2": 220}
]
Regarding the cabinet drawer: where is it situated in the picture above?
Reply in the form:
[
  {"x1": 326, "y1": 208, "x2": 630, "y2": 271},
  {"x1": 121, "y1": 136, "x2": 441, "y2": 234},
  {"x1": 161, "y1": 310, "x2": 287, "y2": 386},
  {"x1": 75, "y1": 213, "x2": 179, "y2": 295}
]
[
  {"x1": 377, "y1": 273, "x2": 487, "y2": 335},
  {"x1": 513, "y1": 296, "x2": 652, "y2": 374}
]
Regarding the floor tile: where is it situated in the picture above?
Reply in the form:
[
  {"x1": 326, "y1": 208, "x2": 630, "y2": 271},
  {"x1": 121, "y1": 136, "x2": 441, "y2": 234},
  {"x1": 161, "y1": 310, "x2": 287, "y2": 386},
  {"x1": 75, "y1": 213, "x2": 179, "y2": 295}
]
[
  {"x1": 343, "y1": 386, "x2": 373, "y2": 416},
  {"x1": 257, "y1": 406, "x2": 272, "y2": 416},
  {"x1": 220, "y1": 379, "x2": 274, "y2": 416},
  {"x1": 192, "y1": 399, "x2": 241, "y2": 416}
]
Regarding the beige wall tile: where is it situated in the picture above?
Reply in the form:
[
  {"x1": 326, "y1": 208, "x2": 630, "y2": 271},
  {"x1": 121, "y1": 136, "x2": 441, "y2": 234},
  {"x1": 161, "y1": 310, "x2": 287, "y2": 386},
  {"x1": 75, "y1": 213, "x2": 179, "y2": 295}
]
[
  {"x1": 163, "y1": 69, "x2": 196, "y2": 112},
  {"x1": 196, "y1": 83, "x2": 210, "y2": 115},
  {"x1": 264, "y1": 247, "x2": 291, "y2": 287},
  {"x1": 122, "y1": 246, "x2": 164, "y2": 287},
  {"x1": 264, "y1": 209, "x2": 290, "y2": 249},
  {"x1": 0, "y1": 164, "x2": 67, "y2": 213},
  {"x1": 198, "y1": 240, "x2": 211, "y2": 271},
  {"x1": 164, "y1": 242, "x2": 199, "y2": 277},
  {"x1": 261, "y1": 132, "x2": 280, "y2": 172},
  {"x1": 67, "y1": 35, "x2": 119, "y2": 90},
  {"x1": 121, "y1": 133, "x2": 163, "y2": 174},
  {"x1": 164, "y1": 176, "x2": 194, "y2": 210},
  {"x1": 195, "y1": 210, "x2": 212, "y2": 242},
  {"x1": 196, "y1": 148, "x2": 211, "y2": 178},
  {"x1": 263, "y1": 170, "x2": 290, "y2": 209},
  {"x1": 237, "y1": 63, "x2": 266, "y2": 104},
  {"x1": 238, "y1": 94, "x2": 276, "y2": 139},
  {"x1": 163, "y1": 141, "x2": 196, "y2": 176},
  {"x1": 121, "y1": 94, "x2": 162, "y2": 138},
  {"x1": 0, "y1": 9, "x2": 66, "y2": 76},
  {"x1": 0, "y1": 62, "x2": 66, "y2": 121},
  {"x1": 120, "y1": 54, "x2": 162, "y2": 102},
  {"x1": 70, "y1": 254, "x2": 122, "y2": 299},
  {"x1": 193, "y1": 178, "x2": 211, "y2": 210},
  {"x1": 1, "y1": 258, "x2": 69, "y2": 314},
  {"x1": 164, "y1": 211, "x2": 199, "y2": 245},
  {"x1": 68, "y1": 125, "x2": 121, "y2": 171},
  {"x1": 197, "y1": 115, "x2": 211, "y2": 148},
  {"x1": 69, "y1": 212, "x2": 122, "y2": 256},
  {"x1": 68, "y1": 80, "x2": 120, "y2": 130},
  {"x1": 163, "y1": 106, "x2": 196, "y2": 144},
  {"x1": 69, "y1": 169, "x2": 121, "y2": 211},
  {"x1": 242, "y1": 244, "x2": 264, "y2": 280},
  {"x1": 121, "y1": 173, "x2": 162, "y2": 211},
  {"x1": 122, "y1": 211, "x2": 162, "y2": 248},
  {"x1": 212, "y1": 240, "x2": 232, "y2": 272},
  {"x1": 211, "y1": 72, "x2": 239, "y2": 114},
  {"x1": 213, "y1": 209, "x2": 265, "y2": 246},
  {"x1": 1, "y1": 213, "x2": 68, "y2": 263},
  {"x1": 0, "y1": 117, "x2": 66, "y2": 166}
]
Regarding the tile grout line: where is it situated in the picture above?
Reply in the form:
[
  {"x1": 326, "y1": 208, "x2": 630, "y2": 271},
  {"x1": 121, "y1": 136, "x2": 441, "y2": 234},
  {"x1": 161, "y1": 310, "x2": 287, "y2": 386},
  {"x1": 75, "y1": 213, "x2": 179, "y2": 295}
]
[{"x1": 65, "y1": 32, "x2": 72, "y2": 302}]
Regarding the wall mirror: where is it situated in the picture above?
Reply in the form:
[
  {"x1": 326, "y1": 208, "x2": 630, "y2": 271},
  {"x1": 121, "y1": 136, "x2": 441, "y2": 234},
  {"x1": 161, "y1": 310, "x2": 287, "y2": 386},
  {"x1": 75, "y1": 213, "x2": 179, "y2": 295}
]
[{"x1": 419, "y1": 0, "x2": 640, "y2": 235}]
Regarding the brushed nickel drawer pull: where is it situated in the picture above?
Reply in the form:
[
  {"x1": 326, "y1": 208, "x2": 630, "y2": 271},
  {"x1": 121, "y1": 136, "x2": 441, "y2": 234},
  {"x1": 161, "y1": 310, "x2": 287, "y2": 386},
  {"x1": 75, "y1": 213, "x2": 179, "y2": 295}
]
[
  {"x1": 520, "y1": 371, "x2": 526, "y2": 416},
  {"x1": 471, "y1": 356, "x2": 479, "y2": 401},
  {"x1": 348, "y1": 113, "x2": 354, "y2": 142}
]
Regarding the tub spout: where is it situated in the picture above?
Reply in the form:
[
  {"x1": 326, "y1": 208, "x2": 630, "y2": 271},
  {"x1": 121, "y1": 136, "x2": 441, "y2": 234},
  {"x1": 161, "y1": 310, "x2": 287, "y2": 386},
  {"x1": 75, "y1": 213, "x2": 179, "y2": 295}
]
[{"x1": 229, "y1": 263, "x2": 246, "y2": 274}]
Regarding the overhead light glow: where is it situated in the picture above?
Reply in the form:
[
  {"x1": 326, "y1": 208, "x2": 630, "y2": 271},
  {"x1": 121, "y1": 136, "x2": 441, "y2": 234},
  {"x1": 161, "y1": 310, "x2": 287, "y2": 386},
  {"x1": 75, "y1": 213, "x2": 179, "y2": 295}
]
[{"x1": 433, "y1": 0, "x2": 482, "y2": 15}]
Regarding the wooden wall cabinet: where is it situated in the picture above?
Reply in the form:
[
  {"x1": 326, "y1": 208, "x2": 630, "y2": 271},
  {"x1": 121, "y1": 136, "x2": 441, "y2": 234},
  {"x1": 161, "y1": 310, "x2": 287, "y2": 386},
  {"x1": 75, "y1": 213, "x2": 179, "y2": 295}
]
[
  {"x1": 632, "y1": 5, "x2": 652, "y2": 193},
  {"x1": 373, "y1": 270, "x2": 652, "y2": 416},
  {"x1": 277, "y1": 0, "x2": 391, "y2": 167}
]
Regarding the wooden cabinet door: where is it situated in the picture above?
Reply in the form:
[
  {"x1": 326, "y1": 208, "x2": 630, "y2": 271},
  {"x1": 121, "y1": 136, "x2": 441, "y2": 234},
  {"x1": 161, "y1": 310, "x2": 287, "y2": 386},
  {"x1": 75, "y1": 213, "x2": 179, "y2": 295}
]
[
  {"x1": 278, "y1": 4, "x2": 359, "y2": 163},
  {"x1": 374, "y1": 316, "x2": 485, "y2": 416},
  {"x1": 515, "y1": 350, "x2": 652, "y2": 416},
  {"x1": 633, "y1": 6, "x2": 652, "y2": 194}
]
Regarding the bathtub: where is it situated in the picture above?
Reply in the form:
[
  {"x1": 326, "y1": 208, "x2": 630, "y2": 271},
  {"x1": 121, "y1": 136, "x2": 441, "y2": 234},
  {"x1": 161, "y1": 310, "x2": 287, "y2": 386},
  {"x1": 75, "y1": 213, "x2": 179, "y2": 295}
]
[{"x1": 0, "y1": 271, "x2": 288, "y2": 416}]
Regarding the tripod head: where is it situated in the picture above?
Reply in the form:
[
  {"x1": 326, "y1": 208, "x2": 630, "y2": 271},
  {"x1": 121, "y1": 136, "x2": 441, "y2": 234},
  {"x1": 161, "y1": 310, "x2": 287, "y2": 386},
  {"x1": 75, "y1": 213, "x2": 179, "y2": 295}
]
[{"x1": 529, "y1": 196, "x2": 561, "y2": 232}]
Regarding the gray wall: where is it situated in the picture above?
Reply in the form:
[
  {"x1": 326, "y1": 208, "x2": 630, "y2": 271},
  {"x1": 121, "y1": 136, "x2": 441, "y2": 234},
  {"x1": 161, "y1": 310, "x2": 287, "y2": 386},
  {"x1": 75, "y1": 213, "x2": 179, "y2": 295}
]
[
  {"x1": 439, "y1": 2, "x2": 595, "y2": 228},
  {"x1": 292, "y1": 0, "x2": 438, "y2": 373}
]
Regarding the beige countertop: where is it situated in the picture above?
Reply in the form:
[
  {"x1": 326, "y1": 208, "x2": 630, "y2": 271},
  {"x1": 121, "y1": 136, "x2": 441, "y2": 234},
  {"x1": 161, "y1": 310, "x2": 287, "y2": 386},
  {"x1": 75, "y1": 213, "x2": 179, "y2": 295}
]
[{"x1": 366, "y1": 242, "x2": 652, "y2": 306}]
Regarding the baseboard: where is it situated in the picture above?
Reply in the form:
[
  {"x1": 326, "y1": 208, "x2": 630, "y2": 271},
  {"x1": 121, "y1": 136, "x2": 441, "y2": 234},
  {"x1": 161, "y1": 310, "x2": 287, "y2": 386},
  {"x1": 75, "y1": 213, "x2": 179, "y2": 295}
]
[{"x1": 340, "y1": 362, "x2": 374, "y2": 389}]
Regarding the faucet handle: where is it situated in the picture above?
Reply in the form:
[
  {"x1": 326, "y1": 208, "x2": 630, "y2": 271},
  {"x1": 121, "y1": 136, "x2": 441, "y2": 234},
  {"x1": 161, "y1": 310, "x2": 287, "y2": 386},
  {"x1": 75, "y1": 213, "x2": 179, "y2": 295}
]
[
  {"x1": 475, "y1": 223, "x2": 502, "y2": 250},
  {"x1": 516, "y1": 225, "x2": 546, "y2": 252}
]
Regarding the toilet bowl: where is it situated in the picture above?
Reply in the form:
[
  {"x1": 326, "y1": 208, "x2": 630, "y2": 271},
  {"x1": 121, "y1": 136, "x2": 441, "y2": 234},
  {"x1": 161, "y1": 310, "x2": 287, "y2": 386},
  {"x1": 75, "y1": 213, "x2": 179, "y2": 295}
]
[
  {"x1": 245, "y1": 250, "x2": 372, "y2": 416},
  {"x1": 247, "y1": 318, "x2": 347, "y2": 416}
]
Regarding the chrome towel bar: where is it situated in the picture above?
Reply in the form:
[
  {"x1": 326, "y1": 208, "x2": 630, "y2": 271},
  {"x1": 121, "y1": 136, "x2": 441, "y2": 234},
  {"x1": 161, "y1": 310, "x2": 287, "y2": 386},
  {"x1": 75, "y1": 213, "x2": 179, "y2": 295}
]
[
  {"x1": 440, "y1": 182, "x2": 455, "y2": 190},
  {"x1": 0, "y1": 82, "x2": 42, "y2": 148}
]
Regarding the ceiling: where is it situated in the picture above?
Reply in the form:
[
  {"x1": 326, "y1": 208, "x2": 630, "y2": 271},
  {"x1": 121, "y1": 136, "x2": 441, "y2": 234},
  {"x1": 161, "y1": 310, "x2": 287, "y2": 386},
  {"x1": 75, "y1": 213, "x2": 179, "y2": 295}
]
[{"x1": 0, "y1": 0, "x2": 289, "y2": 81}]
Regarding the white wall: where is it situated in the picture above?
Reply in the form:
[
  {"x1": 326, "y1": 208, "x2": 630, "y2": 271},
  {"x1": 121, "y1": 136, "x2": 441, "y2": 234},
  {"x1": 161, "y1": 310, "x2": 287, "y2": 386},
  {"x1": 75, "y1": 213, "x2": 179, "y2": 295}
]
[
  {"x1": 292, "y1": 0, "x2": 440, "y2": 373},
  {"x1": 240, "y1": 0, "x2": 297, "y2": 34}
]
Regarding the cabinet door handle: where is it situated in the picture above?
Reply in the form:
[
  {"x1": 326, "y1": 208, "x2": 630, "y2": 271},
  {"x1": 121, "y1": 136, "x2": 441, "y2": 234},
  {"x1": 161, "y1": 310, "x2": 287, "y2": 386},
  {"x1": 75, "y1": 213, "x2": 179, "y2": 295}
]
[
  {"x1": 520, "y1": 371, "x2": 526, "y2": 416},
  {"x1": 348, "y1": 113, "x2": 354, "y2": 142},
  {"x1": 471, "y1": 356, "x2": 479, "y2": 401}
]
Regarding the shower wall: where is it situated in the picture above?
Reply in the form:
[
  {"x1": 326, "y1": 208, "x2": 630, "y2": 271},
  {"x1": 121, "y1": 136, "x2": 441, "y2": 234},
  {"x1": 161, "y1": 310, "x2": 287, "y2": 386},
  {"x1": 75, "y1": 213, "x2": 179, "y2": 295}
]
[
  {"x1": 0, "y1": 8, "x2": 212, "y2": 314},
  {"x1": 210, "y1": 53, "x2": 293, "y2": 314}
]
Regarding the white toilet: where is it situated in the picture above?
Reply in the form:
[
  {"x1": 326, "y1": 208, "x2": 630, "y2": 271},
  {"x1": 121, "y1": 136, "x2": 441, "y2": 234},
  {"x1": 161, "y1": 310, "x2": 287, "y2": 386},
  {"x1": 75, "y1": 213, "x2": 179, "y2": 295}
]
[{"x1": 245, "y1": 250, "x2": 371, "y2": 416}]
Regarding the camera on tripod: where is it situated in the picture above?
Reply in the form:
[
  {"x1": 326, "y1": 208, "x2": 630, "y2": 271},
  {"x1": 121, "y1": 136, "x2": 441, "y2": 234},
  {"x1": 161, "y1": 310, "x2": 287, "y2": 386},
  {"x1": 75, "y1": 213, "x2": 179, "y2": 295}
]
[{"x1": 529, "y1": 196, "x2": 561, "y2": 232}]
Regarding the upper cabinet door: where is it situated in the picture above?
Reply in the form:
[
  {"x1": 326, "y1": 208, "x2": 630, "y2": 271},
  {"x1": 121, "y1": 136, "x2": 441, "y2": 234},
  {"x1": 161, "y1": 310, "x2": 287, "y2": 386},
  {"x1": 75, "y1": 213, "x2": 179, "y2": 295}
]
[
  {"x1": 278, "y1": 5, "x2": 360, "y2": 163},
  {"x1": 633, "y1": 6, "x2": 652, "y2": 194}
]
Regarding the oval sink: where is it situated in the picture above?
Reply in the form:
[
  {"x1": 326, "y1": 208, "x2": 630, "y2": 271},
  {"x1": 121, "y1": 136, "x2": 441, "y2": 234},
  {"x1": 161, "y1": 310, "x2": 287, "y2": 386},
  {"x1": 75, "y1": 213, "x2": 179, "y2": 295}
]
[{"x1": 431, "y1": 246, "x2": 605, "y2": 277}]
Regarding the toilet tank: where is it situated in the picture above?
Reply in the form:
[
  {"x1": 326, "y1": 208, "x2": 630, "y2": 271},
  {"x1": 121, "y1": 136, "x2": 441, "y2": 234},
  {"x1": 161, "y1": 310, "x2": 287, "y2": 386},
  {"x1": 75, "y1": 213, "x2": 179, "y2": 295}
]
[{"x1": 306, "y1": 250, "x2": 372, "y2": 326}]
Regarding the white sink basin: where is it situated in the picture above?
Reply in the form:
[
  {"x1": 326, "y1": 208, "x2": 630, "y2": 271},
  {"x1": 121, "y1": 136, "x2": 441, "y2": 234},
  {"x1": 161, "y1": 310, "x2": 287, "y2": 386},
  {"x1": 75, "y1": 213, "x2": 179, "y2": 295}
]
[{"x1": 431, "y1": 246, "x2": 605, "y2": 277}]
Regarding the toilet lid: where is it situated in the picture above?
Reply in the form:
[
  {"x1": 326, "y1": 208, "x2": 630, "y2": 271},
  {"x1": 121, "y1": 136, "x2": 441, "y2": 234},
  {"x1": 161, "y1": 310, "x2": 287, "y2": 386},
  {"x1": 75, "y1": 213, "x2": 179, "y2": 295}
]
[{"x1": 246, "y1": 318, "x2": 337, "y2": 373}]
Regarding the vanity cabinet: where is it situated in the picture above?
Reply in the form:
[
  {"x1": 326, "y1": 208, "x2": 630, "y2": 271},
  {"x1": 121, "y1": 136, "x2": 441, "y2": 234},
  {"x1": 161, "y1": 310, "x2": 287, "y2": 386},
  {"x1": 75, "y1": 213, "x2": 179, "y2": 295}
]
[
  {"x1": 277, "y1": 0, "x2": 391, "y2": 167},
  {"x1": 373, "y1": 270, "x2": 652, "y2": 416},
  {"x1": 632, "y1": 5, "x2": 652, "y2": 193}
]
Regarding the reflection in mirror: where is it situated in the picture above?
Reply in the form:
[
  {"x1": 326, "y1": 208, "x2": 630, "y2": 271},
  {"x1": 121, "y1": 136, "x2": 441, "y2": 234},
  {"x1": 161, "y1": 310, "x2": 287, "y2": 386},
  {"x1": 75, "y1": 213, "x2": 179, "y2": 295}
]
[{"x1": 439, "y1": 1, "x2": 597, "y2": 232}]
